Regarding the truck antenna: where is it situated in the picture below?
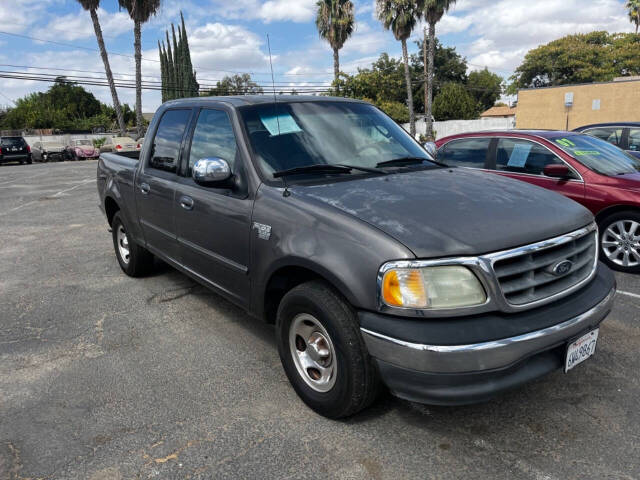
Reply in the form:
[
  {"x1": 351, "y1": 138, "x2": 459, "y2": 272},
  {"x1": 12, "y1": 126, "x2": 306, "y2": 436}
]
[{"x1": 267, "y1": 34, "x2": 289, "y2": 197}]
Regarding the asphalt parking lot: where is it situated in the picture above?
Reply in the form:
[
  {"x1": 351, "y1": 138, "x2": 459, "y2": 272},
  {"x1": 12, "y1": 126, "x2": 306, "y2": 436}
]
[{"x1": 1, "y1": 161, "x2": 639, "y2": 480}]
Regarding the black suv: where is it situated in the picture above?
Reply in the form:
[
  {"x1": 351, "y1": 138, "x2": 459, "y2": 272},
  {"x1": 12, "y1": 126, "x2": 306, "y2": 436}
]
[{"x1": 0, "y1": 137, "x2": 32, "y2": 165}]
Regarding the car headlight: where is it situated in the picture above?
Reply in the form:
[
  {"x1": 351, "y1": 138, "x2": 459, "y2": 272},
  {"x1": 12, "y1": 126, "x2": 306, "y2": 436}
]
[{"x1": 380, "y1": 265, "x2": 486, "y2": 309}]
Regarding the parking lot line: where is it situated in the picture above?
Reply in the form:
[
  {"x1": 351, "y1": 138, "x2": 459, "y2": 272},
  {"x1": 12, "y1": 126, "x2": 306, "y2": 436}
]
[{"x1": 617, "y1": 290, "x2": 640, "y2": 300}]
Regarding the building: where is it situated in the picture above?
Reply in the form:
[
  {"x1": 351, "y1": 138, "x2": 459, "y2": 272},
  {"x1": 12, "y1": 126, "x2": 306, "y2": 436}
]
[
  {"x1": 480, "y1": 105, "x2": 517, "y2": 119},
  {"x1": 516, "y1": 78, "x2": 640, "y2": 130}
]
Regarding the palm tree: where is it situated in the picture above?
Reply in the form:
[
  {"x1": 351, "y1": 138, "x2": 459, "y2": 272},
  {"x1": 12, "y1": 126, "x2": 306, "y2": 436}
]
[
  {"x1": 628, "y1": 0, "x2": 640, "y2": 34},
  {"x1": 77, "y1": 0, "x2": 126, "y2": 135},
  {"x1": 119, "y1": 0, "x2": 161, "y2": 137},
  {"x1": 424, "y1": 0, "x2": 456, "y2": 139},
  {"x1": 377, "y1": 0, "x2": 424, "y2": 136},
  {"x1": 316, "y1": 0, "x2": 355, "y2": 91}
]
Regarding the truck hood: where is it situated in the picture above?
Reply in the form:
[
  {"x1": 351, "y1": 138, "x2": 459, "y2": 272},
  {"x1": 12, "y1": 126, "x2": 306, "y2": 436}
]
[{"x1": 294, "y1": 168, "x2": 593, "y2": 258}]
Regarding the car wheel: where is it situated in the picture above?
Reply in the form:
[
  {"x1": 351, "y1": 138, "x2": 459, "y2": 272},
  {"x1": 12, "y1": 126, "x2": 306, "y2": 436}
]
[
  {"x1": 111, "y1": 212, "x2": 154, "y2": 277},
  {"x1": 599, "y1": 211, "x2": 640, "y2": 274},
  {"x1": 27, "y1": 157, "x2": 32, "y2": 164},
  {"x1": 276, "y1": 281, "x2": 380, "y2": 418}
]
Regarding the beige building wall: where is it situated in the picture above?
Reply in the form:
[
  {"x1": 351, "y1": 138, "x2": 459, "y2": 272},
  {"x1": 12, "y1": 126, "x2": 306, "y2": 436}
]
[{"x1": 516, "y1": 79, "x2": 640, "y2": 130}]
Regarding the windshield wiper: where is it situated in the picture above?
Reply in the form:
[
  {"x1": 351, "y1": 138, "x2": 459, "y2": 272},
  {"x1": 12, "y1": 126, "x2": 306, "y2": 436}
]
[
  {"x1": 336, "y1": 163, "x2": 386, "y2": 174},
  {"x1": 273, "y1": 164, "x2": 352, "y2": 178},
  {"x1": 375, "y1": 157, "x2": 431, "y2": 168}
]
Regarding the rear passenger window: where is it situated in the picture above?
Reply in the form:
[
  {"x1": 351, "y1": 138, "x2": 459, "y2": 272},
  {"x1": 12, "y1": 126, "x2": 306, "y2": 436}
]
[
  {"x1": 438, "y1": 138, "x2": 490, "y2": 168},
  {"x1": 187, "y1": 109, "x2": 238, "y2": 176},
  {"x1": 628, "y1": 129, "x2": 640, "y2": 152},
  {"x1": 496, "y1": 138, "x2": 567, "y2": 176},
  {"x1": 150, "y1": 109, "x2": 191, "y2": 173},
  {"x1": 584, "y1": 127, "x2": 623, "y2": 147}
]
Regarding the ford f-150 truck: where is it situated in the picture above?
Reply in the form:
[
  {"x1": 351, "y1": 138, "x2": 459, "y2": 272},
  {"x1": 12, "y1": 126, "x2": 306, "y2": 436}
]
[{"x1": 97, "y1": 96, "x2": 616, "y2": 418}]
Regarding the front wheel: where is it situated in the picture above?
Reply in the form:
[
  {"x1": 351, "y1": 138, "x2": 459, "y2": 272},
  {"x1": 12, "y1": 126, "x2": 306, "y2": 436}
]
[
  {"x1": 276, "y1": 281, "x2": 380, "y2": 418},
  {"x1": 111, "y1": 212, "x2": 154, "y2": 277},
  {"x1": 599, "y1": 211, "x2": 640, "y2": 273}
]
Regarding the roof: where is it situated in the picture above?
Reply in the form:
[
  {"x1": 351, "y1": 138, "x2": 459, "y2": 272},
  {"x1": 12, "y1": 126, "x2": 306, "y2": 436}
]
[
  {"x1": 573, "y1": 122, "x2": 640, "y2": 132},
  {"x1": 162, "y1": 95, "x2": 369, "y2": 108},
  {"x1": 480, "y1": 106, "x2": 517, "y2": 117},
  {"x1": 518, "y1": 77, "x2": 640, "y2": 92},
  {"x1": 437, "y1": 130, "x2": 584, "y2": 143}
]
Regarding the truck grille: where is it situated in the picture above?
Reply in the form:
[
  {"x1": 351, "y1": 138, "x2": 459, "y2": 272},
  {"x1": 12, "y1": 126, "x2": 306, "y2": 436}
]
[{"x1": 490, "y1": 226, "x2": 598, "y2": 306}]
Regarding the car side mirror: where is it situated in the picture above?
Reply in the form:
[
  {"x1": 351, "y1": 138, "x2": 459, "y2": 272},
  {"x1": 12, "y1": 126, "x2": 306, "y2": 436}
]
[
  {"x1": 423, "y1": 141, "x2": 437, "y2": 159},
  {"x1": 543, "y1": 164, "x2": 571, "y2": 179},
  {"x1": 192, "y1": 157, "x2": 232, "y2": 186}
]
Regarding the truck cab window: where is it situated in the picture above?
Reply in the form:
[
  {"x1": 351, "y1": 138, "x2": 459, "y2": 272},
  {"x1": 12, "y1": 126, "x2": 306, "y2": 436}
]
[
  {"x1": 150, "y1": 109, "x2": 191, "y2": 173},
  {"x1": 187, "y1": 109, "x2": 238, "y2": 176}
]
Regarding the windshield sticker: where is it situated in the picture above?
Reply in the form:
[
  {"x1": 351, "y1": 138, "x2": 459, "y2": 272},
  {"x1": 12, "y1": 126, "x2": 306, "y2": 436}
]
[
  {"x1": 573, "y1": 150, "x2": 601, "y2": 156},
  {"x1": 556, "y1": 138, "x2": 576, "y2": 148},
  {"x1": 259, "y1": 111, "x2": 302, "y2": 136},
  {"x1": 507, "y1": 143, "x2": 533, "y2": 167}
]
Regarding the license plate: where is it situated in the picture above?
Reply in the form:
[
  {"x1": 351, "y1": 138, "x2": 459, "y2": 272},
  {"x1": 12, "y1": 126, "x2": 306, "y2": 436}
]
[{"x1": 565, "y1": 329, "x2": 598, "y2": 372}]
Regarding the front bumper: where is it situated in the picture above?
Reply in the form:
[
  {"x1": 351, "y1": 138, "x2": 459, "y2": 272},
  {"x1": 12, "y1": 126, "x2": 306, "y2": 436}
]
[{"x1": 360, "y1": 264, "x2": 616, "y2": 405}]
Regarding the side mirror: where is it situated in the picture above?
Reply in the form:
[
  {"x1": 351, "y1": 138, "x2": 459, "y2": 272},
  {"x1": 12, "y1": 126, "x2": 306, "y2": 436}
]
[
  {"x1": 423, "y1": 141, "x2": 437, "y2": 159},
  {"x1": 543, "y1": 164, "x2": 571, "y2": 179},
  {"x1": 192, "y1": 157, "x2": 232, "y2": 186}
]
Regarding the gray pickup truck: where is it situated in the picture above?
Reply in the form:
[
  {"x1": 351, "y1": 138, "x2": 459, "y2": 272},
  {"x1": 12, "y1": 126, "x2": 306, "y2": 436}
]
[{"x1": 97, "y1": 96, "x2": 616, "y2": 418}]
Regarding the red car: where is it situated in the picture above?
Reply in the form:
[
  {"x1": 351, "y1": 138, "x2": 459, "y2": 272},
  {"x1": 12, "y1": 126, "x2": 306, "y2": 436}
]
[{"x1": 435, "y1": 130, "x2": 640, "y2": 273}]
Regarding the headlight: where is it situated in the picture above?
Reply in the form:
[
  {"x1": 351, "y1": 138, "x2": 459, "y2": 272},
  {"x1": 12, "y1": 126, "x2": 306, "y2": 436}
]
[{"x1": 381, "y1": 265, "x2": 486, "y2": 309}]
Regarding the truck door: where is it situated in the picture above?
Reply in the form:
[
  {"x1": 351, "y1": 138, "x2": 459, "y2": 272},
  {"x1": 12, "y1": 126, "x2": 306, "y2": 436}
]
[
  {"x1": 173, "y1": 108, "x2": 252, "y2": 308},
  {"x1": 136, "y1": 108, "x2": 192, "y2": 262}
]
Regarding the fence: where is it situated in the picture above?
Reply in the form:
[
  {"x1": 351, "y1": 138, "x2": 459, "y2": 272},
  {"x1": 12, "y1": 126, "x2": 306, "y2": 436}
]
[
  {"x1": 22, "y1": 133, "x2": 131, "y2": 146},
  {"x1": 403, "y1": 117, "x2": 516, "y2": 140}
]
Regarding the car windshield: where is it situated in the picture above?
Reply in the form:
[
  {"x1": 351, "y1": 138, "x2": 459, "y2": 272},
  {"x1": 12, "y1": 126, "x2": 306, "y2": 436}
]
[
  {"x1": 239, "y1": 101, "x2": 435, "y2": 180},
  {"x1": 553, "y1": 134, "x2": 640, "y2": 176},
  {"x1": 1, "y1": 137, "x2": 25, "y2": 147}
]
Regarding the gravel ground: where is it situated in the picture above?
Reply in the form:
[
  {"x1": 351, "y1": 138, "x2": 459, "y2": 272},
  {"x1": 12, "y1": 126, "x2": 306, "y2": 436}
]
[{"x1": 1, "y1": 161, "x2": 639, "y2": 480}]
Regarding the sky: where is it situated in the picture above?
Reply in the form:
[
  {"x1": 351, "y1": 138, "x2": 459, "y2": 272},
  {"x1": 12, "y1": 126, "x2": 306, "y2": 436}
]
[{"x1": 0, "y1": 0, "x2": 634, "y2": 112}]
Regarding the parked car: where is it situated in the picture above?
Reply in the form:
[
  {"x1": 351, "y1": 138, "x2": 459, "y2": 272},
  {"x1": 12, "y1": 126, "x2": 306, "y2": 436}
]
[
  {"x1": 573, "y1": 122, "x2": 640, "y2": 158},
  {"x1": 64, "y1": 139, "x2": 99, "y2": 160},
  {"x1": 136, "y1": 137, "x2": 144, "y2": 151},
  {"x1": 99, "y1": 136, "x2": 138, "y2": 154},
  {"x1": 0, "y1": 136, "x2": 31, "y2": 165},
  {"x1": 435, "y1": 130, "x2": 640, "y2": 273},
  {"x1": 98, "y1": 97, "x2": 615, "y2": 418},
  {"x1": 31, "y1": 141, "x2": 65, "y2": 162}
]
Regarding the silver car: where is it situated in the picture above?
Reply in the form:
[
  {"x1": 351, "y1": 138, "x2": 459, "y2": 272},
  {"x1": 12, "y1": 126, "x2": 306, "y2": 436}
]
[{"x1": 32, "y1": 141, "x2": 66, "y2": 162}]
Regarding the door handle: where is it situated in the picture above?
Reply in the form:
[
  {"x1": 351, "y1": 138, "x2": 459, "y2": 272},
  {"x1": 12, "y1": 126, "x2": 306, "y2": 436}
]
[
  {"x1": 139, "y1": 182, "x2": 150, "y2": 194},
  {"x1": 179, "y1": 195, "x2": 194, "y2": 210}
]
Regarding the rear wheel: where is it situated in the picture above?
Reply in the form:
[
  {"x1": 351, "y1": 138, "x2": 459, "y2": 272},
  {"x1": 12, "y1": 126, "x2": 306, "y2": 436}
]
[
  {"x1": 276, "y1": 281, "x2": 380, "y2": 418},
  {"x1": 111, "y1": 212, "x2": 154, "y2": 277},
  {"x1": 599, "y1": 210, "x2": 640, "y2": 274}
]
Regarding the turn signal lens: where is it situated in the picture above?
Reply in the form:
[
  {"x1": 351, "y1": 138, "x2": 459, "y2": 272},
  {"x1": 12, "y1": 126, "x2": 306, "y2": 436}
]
[{"x1": 382, "y1": 269, "x2": 427, "y2": 308}]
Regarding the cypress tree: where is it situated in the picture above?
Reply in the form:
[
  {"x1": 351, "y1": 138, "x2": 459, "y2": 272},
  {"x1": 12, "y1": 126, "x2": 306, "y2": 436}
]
[{"x1": 158, "y1": 12, "x2": 199, "y2": 101}]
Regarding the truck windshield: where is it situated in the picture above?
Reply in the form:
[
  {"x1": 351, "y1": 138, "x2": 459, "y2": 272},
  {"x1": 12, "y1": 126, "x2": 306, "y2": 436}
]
[
  {"x1": 239, "y1": 101, "x2": 435, "y2": 179},
  {"x1": 553, "y1": 134, "x2": 640, "y2": 176}
]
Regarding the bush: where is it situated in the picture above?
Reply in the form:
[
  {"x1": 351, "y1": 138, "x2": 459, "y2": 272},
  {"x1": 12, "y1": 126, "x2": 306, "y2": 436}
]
[{"x1": 432, "y1": 83, "x2": 479, "y2": 121}]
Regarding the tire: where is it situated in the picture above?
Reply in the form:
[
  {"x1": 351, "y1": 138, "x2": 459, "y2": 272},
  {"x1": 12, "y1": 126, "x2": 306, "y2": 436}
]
[
  {"x1": 276, "y1": 281, "x2": 380, "y2": 418},
  {"x1": 27, "y1": 157, "x2": 32, "y2": 164},
  {"x1": 111, "y1": 211, "x2": 154, "y2": 277},
  {"x1": 598, "y1": 210, "x2": 640, "y2": 274}
]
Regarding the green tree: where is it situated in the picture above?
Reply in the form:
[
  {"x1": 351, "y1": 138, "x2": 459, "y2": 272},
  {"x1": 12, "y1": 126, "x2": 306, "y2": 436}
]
[
  {"x1": 410, "y1": 37, "x2": 467, "y2": 112},
  {"x1": 628, "y1": 0, "x2": 640, "y2": 34},
  {"x1": 467, "y1": 68, "x2": 503, "y2": 112},
  {"x1": 508, "y1": 31, "x2": 640, "y2": 93},
  {"x1": 204, "y1": 74, "x2": 264, "y2": 96},
  {"x1": 377, "y1": 0, "x2": 425, "y2": 137},
  {"x1": 432, "y1": 82, "x2": 478, "y2": 120},
  {"x1": 77, "y1": 0, "x2": 126, "y2": 135},
  {"x1": 159, "y1": 13, "x2": 198, "y2": 101},
  {"x1": 118, "y1": 0, "x2": 161, "y2": 138},
  {"x1": 424, "y1": 0, "x2": 456, "y2": 139},
  {"x1": 316, "y1": 0, "x2": 355, "y2": 90},
  {"x1": 376, "y1": 100, "x2": 410, "y2": 123}
]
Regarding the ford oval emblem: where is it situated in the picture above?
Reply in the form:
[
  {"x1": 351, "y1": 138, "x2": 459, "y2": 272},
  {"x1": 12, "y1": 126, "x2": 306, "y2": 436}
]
[{"x1": 552, "y1": 260, "x2": 573, "y2": 276}]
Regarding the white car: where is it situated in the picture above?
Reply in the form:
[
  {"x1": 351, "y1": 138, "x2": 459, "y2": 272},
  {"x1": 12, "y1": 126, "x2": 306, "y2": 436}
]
[
  {"x1": 32, "y1": 141, "x2": 66, "y2": 162},
  {"x1": 99, "y1": 136, "x2": 138, "y2": 154}
]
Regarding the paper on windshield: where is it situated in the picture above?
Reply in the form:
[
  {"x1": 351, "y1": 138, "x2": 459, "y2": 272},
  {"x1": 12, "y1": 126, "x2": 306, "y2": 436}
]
[
  {"x1": 259, "y1": 111, "x2": 302, "y2": 136},
  {"x1": 507, "y1": 143, "x2": 532, "y2": 167}
]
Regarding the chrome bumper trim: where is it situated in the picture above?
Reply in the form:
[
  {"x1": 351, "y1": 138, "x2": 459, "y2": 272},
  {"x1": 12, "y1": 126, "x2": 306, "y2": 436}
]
[{"x1": 361, "y1": 286, "x2": 615, "y2": 374}]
